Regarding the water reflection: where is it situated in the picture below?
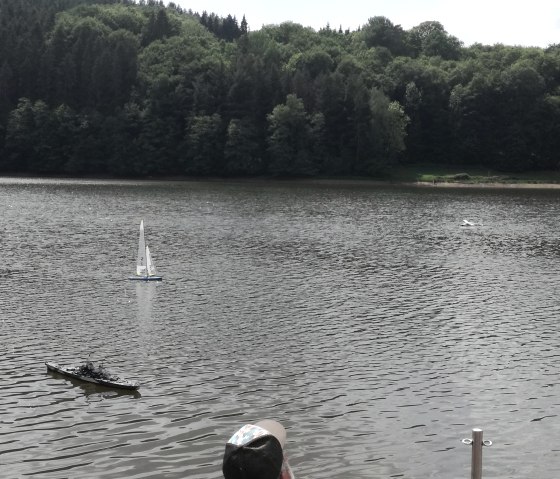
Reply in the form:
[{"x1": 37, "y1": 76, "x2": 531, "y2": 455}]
[{"x1": 135, "y1": 281, "x2": 156, "y2": 321}]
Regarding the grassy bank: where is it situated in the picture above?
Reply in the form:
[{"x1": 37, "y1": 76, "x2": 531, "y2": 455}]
[{"x1": 390, "y1": 165, "x2": 560, "y2": 185}]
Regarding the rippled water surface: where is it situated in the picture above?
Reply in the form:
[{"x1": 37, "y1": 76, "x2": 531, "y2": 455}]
[{"x1": 1, "y1": 178, "x2": 559, "y2": 478}]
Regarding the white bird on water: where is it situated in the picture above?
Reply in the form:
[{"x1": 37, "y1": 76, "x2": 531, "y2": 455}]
[{"x1": 461, "y1": 219, "x2": 482, "y2": 226}]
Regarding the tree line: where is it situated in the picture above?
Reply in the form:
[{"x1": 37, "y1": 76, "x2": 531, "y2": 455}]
[{"x1": 0, "y1": 0, "x2": 559, "y2": 178}]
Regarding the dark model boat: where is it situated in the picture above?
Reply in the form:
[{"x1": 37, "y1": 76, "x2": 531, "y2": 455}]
[{"x1": 46, "y1": 361, "x2": 140, "y2": 390}]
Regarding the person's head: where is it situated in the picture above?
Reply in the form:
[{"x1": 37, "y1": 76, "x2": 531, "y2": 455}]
[{"x1": 222, "y1": 419, "x2": 294, "y2": 479}]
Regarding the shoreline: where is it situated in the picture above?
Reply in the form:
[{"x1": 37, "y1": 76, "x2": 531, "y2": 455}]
[{"x1": 1, "y1": 173, "x2": 560, "y2": 189}]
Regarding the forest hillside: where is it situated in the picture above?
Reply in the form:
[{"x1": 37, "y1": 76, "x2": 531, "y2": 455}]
[{"x1": 1, "y1": 0, "x2": 559, "y2": 178}]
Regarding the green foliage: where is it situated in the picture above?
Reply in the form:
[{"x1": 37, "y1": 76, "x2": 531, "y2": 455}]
[
  {"x1": 267, "y1": 94, "x2": 319, "y2": 176},
  {"x1": 183, "y1": 113, "x2": 224, "y2": 174},
  {"x1": 224, "y1": 118, "x2": 262, "y2": 175},
  {"x1": 407, "y1": 21, "x2": 463, "y2": 60},
  {"x1": 360, "y1": 16, "x2": 408, "y2": 57},
  {"x1": 0, "y1": 0, "x2": 559, "y2": 178},
  {"x1": 367, "y1": 89, "x2": 409, "y2": 173},
  {"x1": 198, "y1": 11, "x2": 242, "y2": 42}
]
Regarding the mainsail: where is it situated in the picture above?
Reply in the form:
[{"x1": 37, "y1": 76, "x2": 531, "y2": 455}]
[{"x1": 136, "y1": 220, "x2": 147, "y2": 276}]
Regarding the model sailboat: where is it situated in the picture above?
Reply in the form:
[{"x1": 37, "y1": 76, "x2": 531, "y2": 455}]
[{"x1": 128, "y1": 220, "x2": 163, "y2": 281}]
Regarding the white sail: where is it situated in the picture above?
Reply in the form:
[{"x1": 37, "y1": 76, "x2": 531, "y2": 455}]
[
  {"x1": 146, "y1": 245, "x2": 157, "y2": 276},
  {"x1": 136, "y1": 220, "x2": 147, "y2": 276},
  {"x1": 130, "y1": 219, "x2": 162, "y2": 280}
]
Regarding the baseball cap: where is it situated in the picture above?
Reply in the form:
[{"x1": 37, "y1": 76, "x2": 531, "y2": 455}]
[{"x1": 222, "y1": 419, "x2": 294, "y2": 479}]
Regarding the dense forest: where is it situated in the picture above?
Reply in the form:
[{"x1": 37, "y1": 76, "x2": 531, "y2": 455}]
[{"x1": 1, "y1": 0, "x2": 559, "y2": 178}]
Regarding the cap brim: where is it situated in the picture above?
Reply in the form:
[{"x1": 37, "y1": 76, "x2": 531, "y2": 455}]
[{"x1": 254, "y1": 419, "x2": 287, "y2": 448}]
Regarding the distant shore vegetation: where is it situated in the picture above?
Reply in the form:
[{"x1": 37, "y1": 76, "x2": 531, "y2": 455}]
[{"x1": 1, "y1": 0, "x2": 560, "y2": 180}]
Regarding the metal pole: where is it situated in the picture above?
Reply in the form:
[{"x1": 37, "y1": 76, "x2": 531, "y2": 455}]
[
  {"x1": 462, "y1": 428, "x2": 491, "y2": 479},
  {"x1": 471, "y1": 428, "x2": 483, "y2": 479}
]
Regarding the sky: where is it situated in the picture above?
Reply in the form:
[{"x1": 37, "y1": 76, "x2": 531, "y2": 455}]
[{"x1": 172, "y1": 0, "x2": 560, "y2": 48}]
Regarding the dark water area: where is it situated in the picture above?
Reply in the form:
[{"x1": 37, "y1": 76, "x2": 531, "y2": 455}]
[{"x1": 0, "y1": 178, "x2": 559, "y2": 478}]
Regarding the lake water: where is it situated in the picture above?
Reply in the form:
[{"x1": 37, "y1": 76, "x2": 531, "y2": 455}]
[{"x1": 0, "y1": 178, "x2": 559, "y2": 478}]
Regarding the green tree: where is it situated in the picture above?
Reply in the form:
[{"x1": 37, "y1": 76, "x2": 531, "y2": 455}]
[
  {"x1": 315, "y1": 71, "x2": 354, "y2": 174},
  {"x1": 360, "y1": 16, "x2": 408, "y2": 57},
  {"x1": 4, "y1": 98, "x2": 40, "y2": 171},
  {"x1": 141, "y1": 8, "x2": 173, "y2": 45},
  {"x1": 408, "y1": 21, "x2": 462, "y2": 60},
  {"x1": 0, "y1": 61, "x2": 15, "y2": 121},
  {"x1": 224, "y1": 118, "x2": 262, "y2": 175},
  {"x1": 183, "y1": 113, "x2": 224, "y2": 174},
  {"x1": 267, "y1": 94, "x2": 319, "y2": 176},
  {"x1": 369, "y1": 89, "x2": 409, "y2": 170},
  {"x1": 240, "y1": 15, "x2": 248, "y2": 35}
]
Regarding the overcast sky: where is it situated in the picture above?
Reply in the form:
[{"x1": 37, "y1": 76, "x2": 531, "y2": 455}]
[{"x1": 172, "y1": 0, "x2": 560, "y2": 47}]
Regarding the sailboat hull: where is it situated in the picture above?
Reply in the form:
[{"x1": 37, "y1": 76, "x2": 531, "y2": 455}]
[{"x1": 128, "y1": 275, "x2": 163, "y2": 281}]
